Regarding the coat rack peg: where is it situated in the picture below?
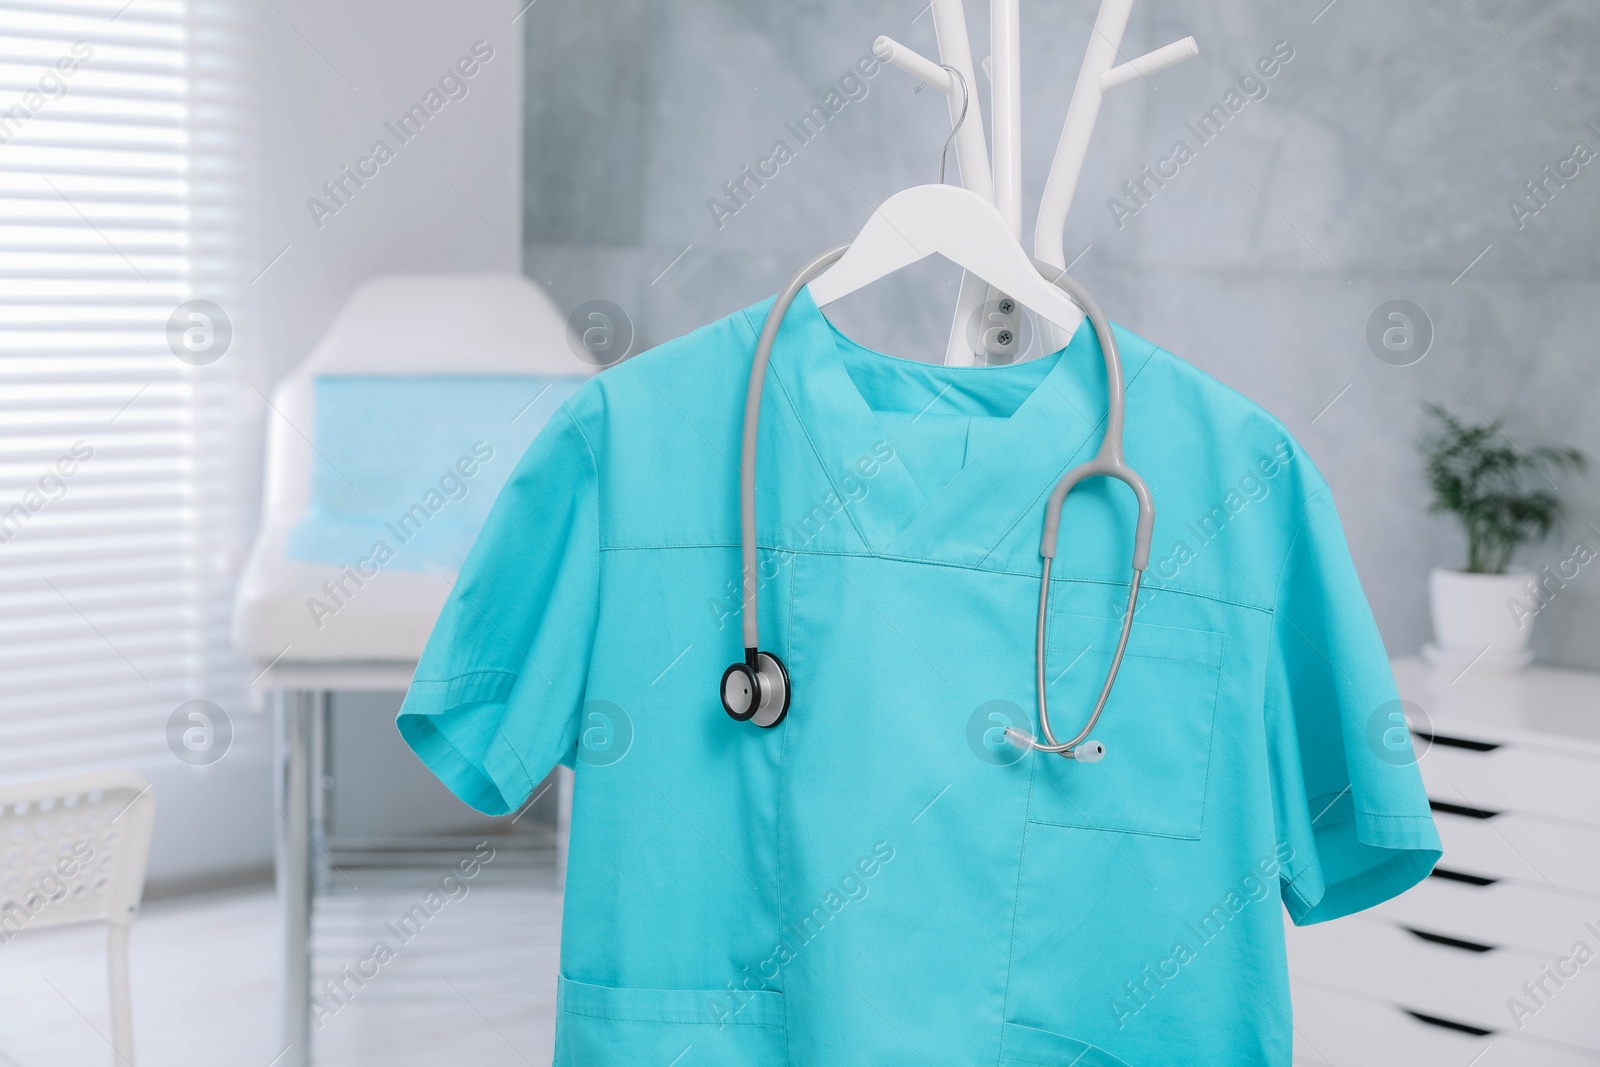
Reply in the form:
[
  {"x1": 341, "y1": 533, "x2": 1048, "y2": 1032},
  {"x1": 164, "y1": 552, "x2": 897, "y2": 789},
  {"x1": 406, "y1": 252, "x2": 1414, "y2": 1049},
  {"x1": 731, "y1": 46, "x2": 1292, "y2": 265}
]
[
  {"x1": 1036, "y1": 0, "x2": 1202, "y2": 273},
  {"x1": 1102, "y1": 36, "x2": 1199, "y2": 92},
  {"x1": 874, "y1": 36, "x2": 955, "y2": 93},
  {"x1": 874, "y1": 33, "x2": 991, "y2": 201}
]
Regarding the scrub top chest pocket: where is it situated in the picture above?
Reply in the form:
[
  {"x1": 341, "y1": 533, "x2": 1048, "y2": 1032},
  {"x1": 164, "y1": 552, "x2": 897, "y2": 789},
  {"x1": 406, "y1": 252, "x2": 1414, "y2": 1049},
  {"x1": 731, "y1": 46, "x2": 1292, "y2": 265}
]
[{"x1": 1028, "y1": 611, "x2": 1225, "y2": 840}]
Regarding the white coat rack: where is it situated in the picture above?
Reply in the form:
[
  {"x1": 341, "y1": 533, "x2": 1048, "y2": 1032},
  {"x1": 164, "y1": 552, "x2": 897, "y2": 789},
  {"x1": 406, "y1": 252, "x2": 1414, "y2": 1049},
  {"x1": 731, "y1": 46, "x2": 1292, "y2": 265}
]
[{"x1": 873, "y1": 0, "x2": 1197, "y2": 364}]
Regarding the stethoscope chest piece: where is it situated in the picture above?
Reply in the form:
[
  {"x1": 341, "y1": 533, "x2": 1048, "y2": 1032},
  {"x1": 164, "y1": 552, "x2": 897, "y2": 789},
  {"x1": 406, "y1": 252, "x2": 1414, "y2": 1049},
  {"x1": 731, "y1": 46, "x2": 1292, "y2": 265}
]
[{"x1": 720, "y1": 651, "x2": 790, "y2": 728}]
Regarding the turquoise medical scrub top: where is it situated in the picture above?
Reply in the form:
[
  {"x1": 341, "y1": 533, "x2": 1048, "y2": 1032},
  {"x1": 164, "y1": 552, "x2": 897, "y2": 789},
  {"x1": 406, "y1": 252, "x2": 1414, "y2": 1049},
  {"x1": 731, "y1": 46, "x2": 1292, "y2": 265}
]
[{"x1": 397, "y1": 288, "x2": 1440, "y2": 1066}]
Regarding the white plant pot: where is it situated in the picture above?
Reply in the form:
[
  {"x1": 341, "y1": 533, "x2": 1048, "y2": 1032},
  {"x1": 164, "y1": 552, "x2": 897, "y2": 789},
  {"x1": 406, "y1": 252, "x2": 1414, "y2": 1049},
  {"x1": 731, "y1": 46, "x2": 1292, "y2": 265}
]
[{"x1": 1427, "y1": 567, "x2": 1534, "y2": 670}]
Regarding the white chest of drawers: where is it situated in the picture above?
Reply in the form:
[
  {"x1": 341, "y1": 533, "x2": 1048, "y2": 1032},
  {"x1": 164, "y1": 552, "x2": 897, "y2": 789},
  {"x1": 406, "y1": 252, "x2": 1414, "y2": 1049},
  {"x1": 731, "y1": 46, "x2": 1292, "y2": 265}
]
[{"x1": 1287, "y1": 658, "x2": 1600, "y2": 1067}]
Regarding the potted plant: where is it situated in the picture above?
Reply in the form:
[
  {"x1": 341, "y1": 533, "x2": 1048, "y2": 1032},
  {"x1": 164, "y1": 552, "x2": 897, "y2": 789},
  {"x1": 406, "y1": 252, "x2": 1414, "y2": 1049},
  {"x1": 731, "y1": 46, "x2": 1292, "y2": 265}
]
[{"x1": 1419, "y1": 403, "x2": 1588, "y2": 668}]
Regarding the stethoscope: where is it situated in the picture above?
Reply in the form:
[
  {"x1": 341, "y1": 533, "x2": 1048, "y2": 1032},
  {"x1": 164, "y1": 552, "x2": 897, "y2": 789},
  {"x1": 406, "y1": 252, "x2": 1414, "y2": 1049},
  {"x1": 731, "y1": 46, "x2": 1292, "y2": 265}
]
[{"x1": 716, "y1": 255, "x2": 1154, "y2": 762}]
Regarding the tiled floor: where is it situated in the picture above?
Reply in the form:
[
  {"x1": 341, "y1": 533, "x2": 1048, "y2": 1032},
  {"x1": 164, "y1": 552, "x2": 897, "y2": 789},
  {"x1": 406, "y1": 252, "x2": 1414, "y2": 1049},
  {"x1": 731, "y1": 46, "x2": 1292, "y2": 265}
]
[{"x1": 0, "y1": 863, "x2": 562, "y2": 1067}]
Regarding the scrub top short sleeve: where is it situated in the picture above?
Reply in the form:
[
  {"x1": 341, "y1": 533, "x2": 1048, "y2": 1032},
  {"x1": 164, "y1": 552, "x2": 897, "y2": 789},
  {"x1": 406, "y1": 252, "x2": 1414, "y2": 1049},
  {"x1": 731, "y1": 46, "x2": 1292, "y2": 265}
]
[
  {"x1": 1266, "y1": 486, "x2": 1441, "y2": 926},
  {"x1": 396, "y1": 403, "x2": 599, "y2": 816}
]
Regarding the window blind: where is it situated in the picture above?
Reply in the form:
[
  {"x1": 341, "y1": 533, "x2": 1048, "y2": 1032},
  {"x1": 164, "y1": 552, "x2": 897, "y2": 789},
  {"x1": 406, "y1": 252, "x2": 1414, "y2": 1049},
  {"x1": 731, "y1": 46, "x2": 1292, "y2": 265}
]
[{"x1": 0, "y1": 0, "x2": 261, "y2": 777}]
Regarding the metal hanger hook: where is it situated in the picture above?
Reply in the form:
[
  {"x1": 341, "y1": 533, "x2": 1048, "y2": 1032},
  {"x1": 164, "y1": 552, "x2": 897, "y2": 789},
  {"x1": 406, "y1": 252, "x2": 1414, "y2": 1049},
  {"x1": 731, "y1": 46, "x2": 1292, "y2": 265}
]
[{"x1": 937, "y1": 64, "x2": 969, "y2": 186}]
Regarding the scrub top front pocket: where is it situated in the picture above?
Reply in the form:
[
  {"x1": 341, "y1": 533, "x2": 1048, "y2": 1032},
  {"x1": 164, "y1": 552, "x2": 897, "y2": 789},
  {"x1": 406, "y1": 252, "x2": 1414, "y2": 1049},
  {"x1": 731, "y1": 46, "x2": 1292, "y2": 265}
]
[
  {"x1": 554, "y1": 976, "x2": 785, "y2": 1066},
  {"x1": 999, "y1": 1021, "x2": 1135, "y2": 1066},
  {"x1": 1026, "y1": 611, "x2": 1224, "y2": 840}
]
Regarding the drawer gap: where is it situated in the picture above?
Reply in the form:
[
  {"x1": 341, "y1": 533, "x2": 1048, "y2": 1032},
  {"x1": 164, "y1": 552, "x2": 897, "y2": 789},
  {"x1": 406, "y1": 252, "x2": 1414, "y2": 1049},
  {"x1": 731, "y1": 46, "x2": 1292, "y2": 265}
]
[
  {"x1": 1427, "y1": 867, "x2": 1497, "y2": 887},
  {"x1": 1402, "y1": 926, "x2": 1495, "y2": 953},
  {"x1": 1430, "y1": 799, "x2": 1501, "y2": 820},
  {"x1": 1414, "y1": 730, "x2": 1501, "y2": 753},
  {"x1": 1402, "y1": 1009, "x2": 1495, "y2": 1037}
]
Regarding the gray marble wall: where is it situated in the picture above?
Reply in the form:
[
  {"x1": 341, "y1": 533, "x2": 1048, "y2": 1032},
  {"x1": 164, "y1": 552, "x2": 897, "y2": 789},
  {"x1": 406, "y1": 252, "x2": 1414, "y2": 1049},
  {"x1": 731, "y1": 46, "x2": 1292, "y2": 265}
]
[{"x1": 521, "y1": 0, "x2": 1600, "y2": 669}]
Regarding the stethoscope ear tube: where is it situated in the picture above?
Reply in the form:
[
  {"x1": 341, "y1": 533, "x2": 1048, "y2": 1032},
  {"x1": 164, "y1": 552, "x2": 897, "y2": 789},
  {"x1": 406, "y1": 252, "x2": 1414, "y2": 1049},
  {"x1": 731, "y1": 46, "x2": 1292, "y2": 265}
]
[
  {"x1": 735, "y1": 246, "x2": 851, "y2": 655},
  {"x1": 723, "y1": 247, "x2": 849, "y2": 726},
  {"x1": 1023, "y1": 262, "x2": 1154, "y2": 759}
]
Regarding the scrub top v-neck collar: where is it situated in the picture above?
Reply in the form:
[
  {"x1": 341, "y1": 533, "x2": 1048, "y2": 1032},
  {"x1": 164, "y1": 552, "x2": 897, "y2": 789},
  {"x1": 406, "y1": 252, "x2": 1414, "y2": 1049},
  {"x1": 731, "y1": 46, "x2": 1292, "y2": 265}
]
[{"x1": 762, "y1": 285, "x2": 1149, "y2": 569}]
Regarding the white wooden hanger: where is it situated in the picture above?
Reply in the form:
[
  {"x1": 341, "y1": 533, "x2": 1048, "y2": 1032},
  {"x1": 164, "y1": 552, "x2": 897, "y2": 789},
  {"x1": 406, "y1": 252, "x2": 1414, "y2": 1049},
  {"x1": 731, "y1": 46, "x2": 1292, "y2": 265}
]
[{"x1": 806, "y1": 182, "x2": 1087, "y2": 336}]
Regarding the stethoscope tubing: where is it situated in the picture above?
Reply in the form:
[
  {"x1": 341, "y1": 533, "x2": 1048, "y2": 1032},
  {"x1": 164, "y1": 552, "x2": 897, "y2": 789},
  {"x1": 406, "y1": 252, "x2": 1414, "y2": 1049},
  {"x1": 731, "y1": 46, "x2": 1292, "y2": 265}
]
[
  {"x1": 738, "y1": 245, "x2": 850, "y2": 654},
  {"x1": 1024, "y1": 263, "x2": 1154, "y2": 755},
  {"x1": 736, "y1": 251, "x2": 1153, "y2": 760}
]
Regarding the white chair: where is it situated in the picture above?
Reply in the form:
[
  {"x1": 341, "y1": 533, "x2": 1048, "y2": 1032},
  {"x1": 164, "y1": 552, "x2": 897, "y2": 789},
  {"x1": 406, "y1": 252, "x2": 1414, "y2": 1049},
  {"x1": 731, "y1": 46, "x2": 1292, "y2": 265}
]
[{"x1": 0, "y1": 771, "x2": 157, "y2": 1066}]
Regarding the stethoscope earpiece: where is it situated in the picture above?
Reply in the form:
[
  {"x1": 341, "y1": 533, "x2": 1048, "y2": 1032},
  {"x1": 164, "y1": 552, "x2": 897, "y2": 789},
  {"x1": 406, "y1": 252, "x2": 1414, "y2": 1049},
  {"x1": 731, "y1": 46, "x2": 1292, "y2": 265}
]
[
  {"x1": 1004, "y1": 729, "x2": 1106, "y2": 763},
  {"x1": 1072, "y1": 740, "x2": 1106, "y2": 763}
]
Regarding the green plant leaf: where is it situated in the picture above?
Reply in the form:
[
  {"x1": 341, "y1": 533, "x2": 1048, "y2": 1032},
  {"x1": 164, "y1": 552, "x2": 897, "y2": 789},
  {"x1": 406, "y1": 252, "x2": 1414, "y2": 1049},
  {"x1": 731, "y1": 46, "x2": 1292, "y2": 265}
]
[{"x1": 1418, "y1": 403, "x2": 1590, "y2": 574}]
